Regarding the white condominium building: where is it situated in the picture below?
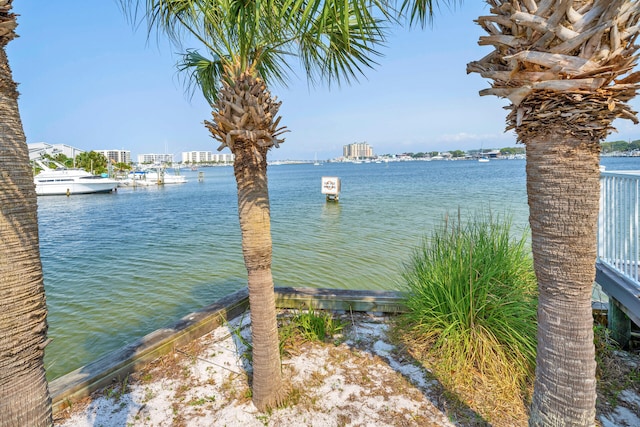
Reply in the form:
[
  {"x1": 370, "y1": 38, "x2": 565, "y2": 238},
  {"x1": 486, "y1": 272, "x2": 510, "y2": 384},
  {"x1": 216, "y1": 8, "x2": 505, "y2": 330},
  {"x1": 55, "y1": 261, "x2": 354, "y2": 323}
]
[
  {"x1": 96, "y1": 149, "x2": 131, "y2": 165},
  {"x1": 137, "y1": 153, "x2": 174, "y2": 164},
  {"x1": 182, "y1": 151, "x2": 212, "y2": 163},
  {"x1": 182, "y1": 151, "x2": 234, "y2": 164}
]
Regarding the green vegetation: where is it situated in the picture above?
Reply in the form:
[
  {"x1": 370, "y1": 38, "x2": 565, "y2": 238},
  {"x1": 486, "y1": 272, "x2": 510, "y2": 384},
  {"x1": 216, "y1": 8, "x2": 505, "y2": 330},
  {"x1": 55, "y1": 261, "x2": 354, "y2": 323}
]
[
  {"x1": 42, "y1": 153, "x2": 75, "y2": 167},
  {"x1": 229, "y1": 307, "x2": 344, "y2": 362},
  {"x1": 594, "y1": 325, "x2": 640, "y2": 412},
  {"x1": 393, "y1": 139, "x2": 637, "y2": 158},
  {"x1": 35, "y1": 152, "x2": 131, "y2": 176},
  {"x1": 499, "y1": 146, "x2": 526, "y2": 155},
  {"x1": 114, "y1": 162, "x2": 132, "y2": 172},
  {"x1": 395, "y1": 147, "x2": 525, "y2": 159},
  {"x1": 104, "y1": 375, "x2": 130, "y2": 401},
  {"x1": 395, "y1": 212, "x2": 538, "y2": 425},
  {"x1": 74, "y1": 151, "x2": 109, "y2": 174},
  {"x1": 601, "y1": 139, "x2": 640, "y2": 153},
  {"x1": 383, "y1": 140, "x2": 640, "y2": 158},
  {"x1": 279, "y1": 307, "x2": 345, "y2": 355}
]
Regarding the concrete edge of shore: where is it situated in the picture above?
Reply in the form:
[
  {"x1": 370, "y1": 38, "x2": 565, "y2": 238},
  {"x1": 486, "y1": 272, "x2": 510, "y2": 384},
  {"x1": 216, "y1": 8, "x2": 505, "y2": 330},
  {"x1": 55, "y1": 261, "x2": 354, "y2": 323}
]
[{"x1": 48, "y1": 287, "x2": 407, "y2": 414}]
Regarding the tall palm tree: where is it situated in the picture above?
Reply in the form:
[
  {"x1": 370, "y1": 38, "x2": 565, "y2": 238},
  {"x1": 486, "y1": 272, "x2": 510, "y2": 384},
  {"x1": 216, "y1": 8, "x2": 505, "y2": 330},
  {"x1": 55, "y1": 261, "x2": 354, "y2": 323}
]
[
  {"x1": 466, "y1": 1, "x2": 640, "y2": 425},
  {"x1": 0, "y1": 1, "x2": 53, "y2": 425},
  {"x1": 120, "y1": 0, "x2": 390, "y2": 410}
]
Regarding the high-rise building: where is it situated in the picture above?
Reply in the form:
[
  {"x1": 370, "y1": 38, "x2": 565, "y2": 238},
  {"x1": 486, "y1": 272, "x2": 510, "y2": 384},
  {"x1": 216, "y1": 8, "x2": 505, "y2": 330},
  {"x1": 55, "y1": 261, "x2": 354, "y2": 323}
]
[
  {"x1": 96, "y1": 149, "x2": 131, "y2": 165},
  {"x1": 137, "y1": 153, "x2": 174, "y2": 164},
  {"x1": 182, "y1": 151, "x2": 211, "y2": 163},
  {"x1": 212, "y1": 153, "x2": 234, "y2": 163},
  {"x1": 181, "y1": 151, "x2": 234, "y2": 164},
  {"x1": 343, "y1": 142, "x2": 374, "y2": 160}
]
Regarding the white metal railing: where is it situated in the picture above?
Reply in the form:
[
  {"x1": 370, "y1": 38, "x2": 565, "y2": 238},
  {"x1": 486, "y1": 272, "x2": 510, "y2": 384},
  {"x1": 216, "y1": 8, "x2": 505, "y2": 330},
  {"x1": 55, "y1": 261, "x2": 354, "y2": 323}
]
[{"x1": 598, "y1": 170, "x2": 640, "y2": 284}]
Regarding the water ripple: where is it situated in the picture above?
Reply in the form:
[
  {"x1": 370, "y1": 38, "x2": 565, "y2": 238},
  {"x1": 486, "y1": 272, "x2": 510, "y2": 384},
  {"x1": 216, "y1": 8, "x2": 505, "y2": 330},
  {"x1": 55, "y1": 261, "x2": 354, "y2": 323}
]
[{"x1": 40, "y1": 158, "x2": 638, "y2": 379}]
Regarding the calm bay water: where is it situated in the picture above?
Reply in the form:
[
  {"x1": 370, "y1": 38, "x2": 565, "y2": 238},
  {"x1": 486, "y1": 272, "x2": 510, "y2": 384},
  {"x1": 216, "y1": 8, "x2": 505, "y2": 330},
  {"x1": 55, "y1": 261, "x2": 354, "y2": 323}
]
[{"x1": 37, "y1": 157, "x2": 640, "y2": 379}]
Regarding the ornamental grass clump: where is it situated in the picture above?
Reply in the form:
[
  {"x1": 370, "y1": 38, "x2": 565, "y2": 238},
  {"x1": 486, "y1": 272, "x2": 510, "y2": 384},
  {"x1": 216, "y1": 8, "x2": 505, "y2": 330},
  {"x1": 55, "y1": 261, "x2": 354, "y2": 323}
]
[
  {"x1": 278, "y1": 307, "x2": 345, "y2": 356},
  {"x1": 397, "y1": 213, "x2": 537, "y2": 425}
]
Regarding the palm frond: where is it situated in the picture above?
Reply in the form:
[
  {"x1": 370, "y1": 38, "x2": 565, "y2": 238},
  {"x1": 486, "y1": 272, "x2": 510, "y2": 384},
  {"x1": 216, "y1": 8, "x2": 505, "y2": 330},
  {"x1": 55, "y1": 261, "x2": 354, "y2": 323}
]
[
  {"x1": 178, "y1": 49, "x2": 225, "y2": 103},
  {"x1": 122, "y1": 0, "x2": 393, "y2": 96},
  {"x1": 297, "y1": 2, "x2": 387, "y2": 86},
  {"x1": 254, "y1": 46, "x2": 296, "y2": 88},
  {"x1": 119, "y1": 0, "x2": 202, "y2": 46},
  {"x1": 399, "y1": 0, "x2": 458, "y2": 28}
]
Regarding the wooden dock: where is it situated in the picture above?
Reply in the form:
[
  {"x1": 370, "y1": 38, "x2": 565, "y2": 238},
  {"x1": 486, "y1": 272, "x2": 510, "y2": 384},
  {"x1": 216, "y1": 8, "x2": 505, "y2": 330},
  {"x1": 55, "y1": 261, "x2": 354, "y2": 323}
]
[{"x1": 595, "y1": 262, "x2": 640, "y2": 348}]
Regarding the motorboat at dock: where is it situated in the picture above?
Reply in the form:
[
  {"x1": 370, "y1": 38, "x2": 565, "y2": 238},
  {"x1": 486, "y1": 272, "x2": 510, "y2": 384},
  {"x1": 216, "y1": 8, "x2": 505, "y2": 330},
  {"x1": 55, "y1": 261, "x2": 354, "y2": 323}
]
[
  {"x1": 119, "y1": 167, "x2": 188, "y2": 186},
  {"x1": 33, "y1": 159, "x2": 119, "y2": 196}
]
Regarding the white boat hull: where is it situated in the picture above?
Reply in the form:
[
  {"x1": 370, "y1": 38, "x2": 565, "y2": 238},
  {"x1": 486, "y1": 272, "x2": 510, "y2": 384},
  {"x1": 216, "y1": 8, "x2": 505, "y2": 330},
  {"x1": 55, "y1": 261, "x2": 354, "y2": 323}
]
[
  {"x1": 126, "y1": 170, "x2": 188, "y2": 185},
  {"x1": 36, "y1": 180, "x2": 118, "y2": 196},
  {"x1": 35, "y1": 171, "x2": 118, "y2": 196},
  {"x1": 162, "y1": 175, "x2": 187, "y2": 184}
]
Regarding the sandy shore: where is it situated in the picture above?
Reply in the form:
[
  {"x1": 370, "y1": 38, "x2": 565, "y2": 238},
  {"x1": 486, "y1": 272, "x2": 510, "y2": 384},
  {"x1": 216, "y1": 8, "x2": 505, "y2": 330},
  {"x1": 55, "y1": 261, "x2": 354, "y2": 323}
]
[
  {"x1": 53, "y1": 312, "x2": 461, "y2": 426},
  {"x1": 53, "y1": 311, "x2": 640, "y2": 427}
]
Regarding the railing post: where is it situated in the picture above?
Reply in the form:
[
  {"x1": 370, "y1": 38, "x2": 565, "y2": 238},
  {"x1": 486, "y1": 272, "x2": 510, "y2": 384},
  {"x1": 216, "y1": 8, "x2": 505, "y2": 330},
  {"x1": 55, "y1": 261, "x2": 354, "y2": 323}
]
[
  {"x1": 597, "y1": 170, "x2": 640, "y2": 347},
  {"x1": 608, "y1": 297, "x2": 631, "y2": 349}
]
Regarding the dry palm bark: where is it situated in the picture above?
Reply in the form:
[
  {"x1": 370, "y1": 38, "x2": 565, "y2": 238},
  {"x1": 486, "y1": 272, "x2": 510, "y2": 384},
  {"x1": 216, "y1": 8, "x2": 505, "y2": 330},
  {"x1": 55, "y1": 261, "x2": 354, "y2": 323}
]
[
  {"x1": 468, "y1": 0, "x2": 640, "y2": 141},
  {"x1": 206, "y1": 67, "x2": 287, "y2": 157},
  {"x1": 467, "y1": 1, "x2": 640, "y2": 426},
  {"x1": 0, "y1": 0, "x2": 53, "y2": 425},
  {"x1": 205, "y1": 64, "x2": 288, "y2": 410}
]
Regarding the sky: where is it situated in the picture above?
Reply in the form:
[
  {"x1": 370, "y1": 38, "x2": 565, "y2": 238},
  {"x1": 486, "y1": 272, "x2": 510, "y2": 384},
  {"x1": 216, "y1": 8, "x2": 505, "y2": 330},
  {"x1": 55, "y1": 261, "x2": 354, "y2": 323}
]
[{"x1": 8, "y1": 2, "x2": 640, "y2": 161}]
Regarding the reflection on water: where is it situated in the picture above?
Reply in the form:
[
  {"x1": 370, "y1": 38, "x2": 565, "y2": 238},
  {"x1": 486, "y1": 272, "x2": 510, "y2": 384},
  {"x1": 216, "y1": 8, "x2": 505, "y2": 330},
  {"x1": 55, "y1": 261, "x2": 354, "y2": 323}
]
[{"x1": 320, "y1": 201, "x2": 342, "y2": 225}]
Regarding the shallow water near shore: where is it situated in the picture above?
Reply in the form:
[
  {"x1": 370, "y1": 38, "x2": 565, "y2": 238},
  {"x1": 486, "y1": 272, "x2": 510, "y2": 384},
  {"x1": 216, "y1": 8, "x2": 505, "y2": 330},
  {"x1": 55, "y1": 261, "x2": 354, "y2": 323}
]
[{"x1": 38, "y1": 157, "x2": 640, "y2": 379}]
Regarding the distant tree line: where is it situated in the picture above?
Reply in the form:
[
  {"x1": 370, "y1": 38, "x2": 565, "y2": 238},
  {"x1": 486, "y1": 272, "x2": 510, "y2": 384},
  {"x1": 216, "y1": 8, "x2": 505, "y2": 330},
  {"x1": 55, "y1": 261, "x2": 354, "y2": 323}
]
[
  {"x1": 601, "y1": 139, "x2": 640, "y2": 153},
  {"x1": 396, "y1": 142, "x2": 639, "y2": 158},
  {"x1": 395, "y1": 146, "x2": 526, "y2": 159}
]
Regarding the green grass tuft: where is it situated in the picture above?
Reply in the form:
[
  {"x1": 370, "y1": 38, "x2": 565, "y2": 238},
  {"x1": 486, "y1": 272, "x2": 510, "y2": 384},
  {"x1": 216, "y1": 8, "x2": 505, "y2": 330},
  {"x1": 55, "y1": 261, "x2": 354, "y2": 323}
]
[
  {"x1": 396, "y1": 211, "x2": 538, "y2": 424},
  {"x1": 279, "y1": 306, "x2": 344, "y2": 356}
]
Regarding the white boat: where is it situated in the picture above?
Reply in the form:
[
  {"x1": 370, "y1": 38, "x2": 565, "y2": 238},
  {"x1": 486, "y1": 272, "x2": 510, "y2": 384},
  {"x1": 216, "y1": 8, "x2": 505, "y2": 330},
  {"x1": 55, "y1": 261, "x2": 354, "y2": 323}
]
[
  {"x1": 478, "y1": 144, "x2": 490, "y2": 162},
  {"x1": 33, "y1": 159, "x2": 118, "y2": 196},
  {"x1": 117, "y1": 173, "x2": 155, "y2": 187},
  {"x1": 155, "y1": 171, "x2": 187, "y2": 184},
  {"x1": 123, "y1": 168, "x2": 188, "y2": 186}
]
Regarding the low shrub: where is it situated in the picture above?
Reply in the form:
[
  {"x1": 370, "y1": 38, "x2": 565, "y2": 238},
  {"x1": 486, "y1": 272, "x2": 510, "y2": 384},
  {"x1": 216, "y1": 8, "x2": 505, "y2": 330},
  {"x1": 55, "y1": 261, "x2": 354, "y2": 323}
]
[
  {"x1": 396, "y1": 212, "x2": 537, "y2": 425},
  {"x1": 279, "y1": 306, "x2": 344, "y2": 355}
]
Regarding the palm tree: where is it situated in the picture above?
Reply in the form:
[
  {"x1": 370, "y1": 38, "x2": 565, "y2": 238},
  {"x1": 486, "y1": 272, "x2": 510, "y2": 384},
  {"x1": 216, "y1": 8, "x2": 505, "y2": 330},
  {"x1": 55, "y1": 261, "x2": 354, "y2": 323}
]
[
  {"x1": 466, "y1": 1, "x2": 640, "y2": 425},
  {"x1": 74, "y1": 150, "x2": 109, "y2": 174},
  {"x1": 0, "y1": 1, "x2": 53, "y2": 425},
  {"x1": 119, "y1": 0, "x2": 390, "y2": 410}
]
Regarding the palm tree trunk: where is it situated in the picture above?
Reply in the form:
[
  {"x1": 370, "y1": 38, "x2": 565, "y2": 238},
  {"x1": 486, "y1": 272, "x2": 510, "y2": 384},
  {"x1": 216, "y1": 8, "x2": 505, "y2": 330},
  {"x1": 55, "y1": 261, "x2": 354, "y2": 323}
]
[
  {"x1": 233, "y1": 142, "x2": 285, "y2": 411},
  {"x1": 526, "y1": 133, "x2": 599, "y2": 426},
  {"x1": 0, "y1": 36, "x2": 53, "y2": 427}
]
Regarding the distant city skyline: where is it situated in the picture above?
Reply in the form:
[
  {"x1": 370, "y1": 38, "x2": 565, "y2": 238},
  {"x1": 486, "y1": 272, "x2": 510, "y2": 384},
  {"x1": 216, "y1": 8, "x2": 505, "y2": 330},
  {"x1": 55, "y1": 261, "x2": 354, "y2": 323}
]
[{"x1": 29, "y1": 141, "x2": 526, "y2": 166}]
